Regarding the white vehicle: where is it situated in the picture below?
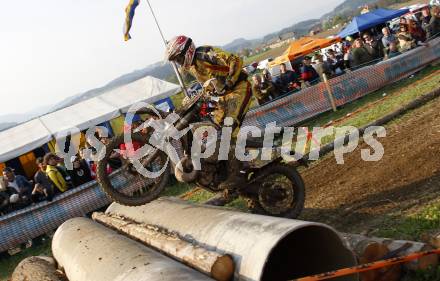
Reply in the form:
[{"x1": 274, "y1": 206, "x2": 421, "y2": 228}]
[
  {"x1": 268, "y1": 61, "x2": 294, "y2": 77},
  {"x1": 243, "y1": 65, "x2": 256, "y2": 74},
  {"x1": 257, "y1": 58, "x2": 273, "y2": 70}
]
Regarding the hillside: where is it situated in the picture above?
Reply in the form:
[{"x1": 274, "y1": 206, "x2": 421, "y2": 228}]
[
  {"x1": 263, "y1": 19, "x2": 321, "y2": 42},
  {"x1": 321, "y1": 0, "x2": 379, "y2": 21},
  {"x1": 0, "y1": 104, "x2": 53, "y2": 131},
  {"x1": 222, "y1": 38, "x2": 263, "y2": 53},
  {"x1": 0, "y1": 122, "x2": 16, "y2": 132},
  {"x1": 52, "y1": 62, "x2": 174, "y2": 111}
]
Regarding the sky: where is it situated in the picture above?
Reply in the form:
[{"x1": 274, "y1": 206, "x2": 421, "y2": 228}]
[{"x1": 0, "y1": 0, "x2": 344, "y2": 118}]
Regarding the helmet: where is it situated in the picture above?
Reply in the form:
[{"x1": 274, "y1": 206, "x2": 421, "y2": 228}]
[{"x1": 165, "y1": 35, "x2": 196, "y2": 68}]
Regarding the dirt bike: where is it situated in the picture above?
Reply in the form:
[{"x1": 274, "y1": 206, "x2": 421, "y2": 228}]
[{"x1": 96, "y1": 84, "x2": 306, "y2": 219}]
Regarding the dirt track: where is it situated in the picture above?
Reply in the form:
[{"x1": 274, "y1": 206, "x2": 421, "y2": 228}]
[{"x1": 300, "y1": 95, "x2": 440, "y2": 234}]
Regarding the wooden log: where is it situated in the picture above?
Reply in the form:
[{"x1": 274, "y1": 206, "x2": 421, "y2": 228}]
[
  {"x1": 11, "y1": 256, "x2": 67, "y2": 281},
  {"x1": 92, "y1": 212, "x2": 234, "y2": 281},
  {"x1": 343, "y1": 233, "x2": 438, "y2": 271},
  {"x1": 342, "y1": 234, "x2": 400, "y2": 281}
]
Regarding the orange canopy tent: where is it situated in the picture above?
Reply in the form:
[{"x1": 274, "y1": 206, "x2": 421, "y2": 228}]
[{"x1": 268, "y1": 36, "x2": 341, "y2": 68}]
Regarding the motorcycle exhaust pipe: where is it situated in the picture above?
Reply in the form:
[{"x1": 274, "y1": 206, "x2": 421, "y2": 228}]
[{"x1": 174, "y1": 156, "x2": 199, "y2": 183}]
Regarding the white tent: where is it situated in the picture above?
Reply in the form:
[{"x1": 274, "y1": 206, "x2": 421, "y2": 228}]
[
  {"x1": 0, "y1": 119, "x2": 52, "y2": 163},
  {"x1": 39, "y1": 97, "x2": 121, "y2": 139},
  {"x1": 0, "y1": 76, "x2": 180, "y2": 162},
  {"x1": 98, "y1": 76, "x2": 180, "y2": 113}
]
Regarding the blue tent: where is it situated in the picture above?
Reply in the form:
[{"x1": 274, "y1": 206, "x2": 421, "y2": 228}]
[{"x1": 338, "y1": 8, "x2": 409, "y2": 38}]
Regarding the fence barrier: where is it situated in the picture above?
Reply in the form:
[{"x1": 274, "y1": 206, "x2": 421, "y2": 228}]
[
  {"x1": 0, "y1": 171, "x2": 138, "y2": 253},
  {"x1": 294, "y1": 248, "x2": 440, "y2": 281}
]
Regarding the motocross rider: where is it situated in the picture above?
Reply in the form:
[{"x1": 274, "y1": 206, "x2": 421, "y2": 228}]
[{"x1": 165, "y1": 35, "x2": 253, "y2": 190}]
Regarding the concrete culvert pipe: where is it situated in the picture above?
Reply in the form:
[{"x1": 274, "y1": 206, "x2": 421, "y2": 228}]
[
  {"x1": 105, "y1": 197, "x2": 359, "y2": 281},
  {"x1": 52, "y1": 217, "x2": 213, "y2": 281}
]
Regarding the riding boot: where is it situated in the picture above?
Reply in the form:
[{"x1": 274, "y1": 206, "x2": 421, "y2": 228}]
[{"x1": 218, "y1": 155, "x2": 247, "y2": 190}]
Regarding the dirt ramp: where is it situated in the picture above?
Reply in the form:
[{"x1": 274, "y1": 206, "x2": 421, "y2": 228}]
[{"x1": 302, "y1": 95, "x2": 440, "y2": 231}]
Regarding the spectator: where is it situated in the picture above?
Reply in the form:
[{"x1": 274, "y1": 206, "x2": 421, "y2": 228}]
[
  {"x1": 262, "y1": 69, "x2": 272, "y2": 83},
  {"x1": 397, "y1": 25, "x2": 416, "y2": 52},
  {"x1": 399, "y1": 17, "x2": 408, "y2": 27},
  {"x1": 325, "y1": 49, "x2": 344, "y2": 76},
  {"x1": 68, "y1": 156, "x2": 93, "y2": 187},
  {"x1": 277, "y1": 63, "x2": 301, "y2": 93},
  {"x1": 2, "y1": 167, "x2": 32, "y2": 205},
  {"x1": 362, "y1": 32, "x2": 385, "y2": 59},
  {"x1": 343, "y1": 37, "x2": 353, "y2": 69},
  {"x1": 381, "y1": 27, "x2": 398, "y2": 52},
  {"x1": 0, "y1": 178, "x2": 9, "y2": 214},
  {"x1": 408, "y1": 19, "x2": 426, "y2": 43},
  {"x1": 99, "y1": 134, "x2": 122, "y2": 170},
  {"x1": 350, "y1": 39, "x2": 374, "y2": 69},
  {"x1": 90, "y1": 162, "x2": 113, "y2": 179},
  {"x1": 119, "y1": 119, "x2": 144, "y2": 159},
  {"x1": 33, "y1": 157, "x2": 54, "y2": 201},
  {"x1": 421, "y1": 6, "x2": 432, "y2": 26},
  {"x1": 387, "y1": 42, "x2": 401, "y2": 59},
  {"x1": 79, "y1": 147, "x2": 94, "y2": 173},
  {"x1": 0, "y1": 176, "x2": 5, "y2": 190},
  {"x1": 424, "y1": 6, "x2": 440, "y2": 39},
  {"x1": 252, "y1": 74, "x2": 279, "y2": 105},
  {"x1": 0, "y1": 190, "x2": 9, "y2": 214},
  {"x1": 312, "y1": 53, "x2": 332, "y2": 80},
  {"x1": 31, "y1": 184, "x2": 52, "y2": 203},
  {"x1": 301, "y1": 56, "x2": 320, "y2": 86},
  {"x1": 44, "y1": 153, "x2": 69, "y2": 193}
]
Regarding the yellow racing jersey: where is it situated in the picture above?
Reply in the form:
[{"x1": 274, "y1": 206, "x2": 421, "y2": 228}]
[{"x1": 187, "y1": 46, "x2": 245, "y2": 91}]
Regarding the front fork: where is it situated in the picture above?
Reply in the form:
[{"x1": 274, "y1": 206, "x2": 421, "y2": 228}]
[{"x1": 142, "y1": 109, "x2": 196, "y2": 167}]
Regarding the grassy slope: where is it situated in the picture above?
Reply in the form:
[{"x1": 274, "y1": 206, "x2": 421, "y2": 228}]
[
  {"x1": 243, "y1": 45, "x2": 287, "y2": 65},
  {"x1": 304, "y1": 66, "x2": 440, "y2": 129}
]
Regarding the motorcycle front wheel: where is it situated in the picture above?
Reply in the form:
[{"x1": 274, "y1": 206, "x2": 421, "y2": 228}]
[
  {"x1": 248, "y1": 164, "x2": 305, "y2": 219},
  {"x1": 96, "y1": 133, "x2": 170, "y2": 206}
]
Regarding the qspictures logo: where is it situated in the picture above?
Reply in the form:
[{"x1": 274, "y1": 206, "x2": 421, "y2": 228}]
[{"x1": 52, "y1": 102, "x2": 386, "y2": 178}]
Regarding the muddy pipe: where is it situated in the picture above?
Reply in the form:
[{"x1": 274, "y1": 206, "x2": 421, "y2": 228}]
[
  {"x1": 52, "y1": 217, "x2": 213, "y2": 281},
  {"x1": 106, "y1": 197, "x2": 359, "y2": 281}
]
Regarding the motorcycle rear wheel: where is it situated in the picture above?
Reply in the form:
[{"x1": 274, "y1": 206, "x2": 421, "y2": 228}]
[
  {"x1": 97, "y1": 133, "x2": 170, "y2": 206},
  {"x1": 248, "y1": 164, "x2": 305, "y2": 219}
]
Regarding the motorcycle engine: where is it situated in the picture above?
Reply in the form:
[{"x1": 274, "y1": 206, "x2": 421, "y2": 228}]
[{"x1": 196, "y1": 161, "x2": 228, "y2": 192}]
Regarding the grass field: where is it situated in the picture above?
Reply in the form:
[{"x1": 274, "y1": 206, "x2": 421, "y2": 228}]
[
  {"x1": 304, "y1": 66, "x2": 440, "y2": 129},
  {"x1": 243, "y1": 45, "x2": 287, "y2": 66},
  {"x1": 0, "y1": 238, "x2": 52, "y2": 280},
  {"x1": 0, "y1": 65, "x2": 438, "y2": 281}
]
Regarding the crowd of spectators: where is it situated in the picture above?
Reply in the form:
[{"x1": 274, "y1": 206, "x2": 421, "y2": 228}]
[
  {"x1": 250, "y1": 5, "x2": 440, "y2": 105},
  {"x1": 0, "y1": 131, "x2": 129, "y2": 215},
  {"x1": 0, "y1": 112, "x2": 153, "y2": 216},
  {"x1": 347, "y1": 5, "x2": 439, "y2": 69}
]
